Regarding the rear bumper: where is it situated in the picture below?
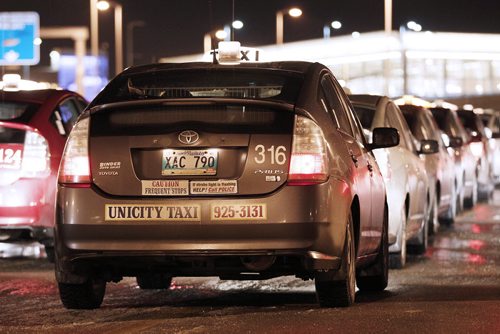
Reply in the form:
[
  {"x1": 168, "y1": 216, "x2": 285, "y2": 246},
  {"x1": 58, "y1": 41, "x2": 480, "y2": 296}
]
[
  {"x1": 0, "y1": 176, "x2": 56, "y2": 229},
  {"x1": 55, "y1": 180, "x2": 352, "y2": 283}
]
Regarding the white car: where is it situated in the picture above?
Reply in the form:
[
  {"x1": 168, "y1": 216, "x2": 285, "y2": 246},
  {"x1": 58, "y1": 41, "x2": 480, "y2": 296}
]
[
  {"x1": 351, "y1": 95, "x2": 433, "y2": 268},
  {"x1": 398, "y1": 103, "x2": 457, "y2": 235},
  {"x1": 477, "y1": 108, "x2": 500, "y2": 185},
  {"x1": 430, "y1": 106, "x2": 478, "y2": 212}
]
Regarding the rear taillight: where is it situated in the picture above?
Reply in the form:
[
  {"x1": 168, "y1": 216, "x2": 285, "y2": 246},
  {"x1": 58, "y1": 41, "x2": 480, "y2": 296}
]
[
  {"x1": 288, "y1": 116, "x2": 328, "y2": 185},
  {"x1": 21, "y1": 130, "x2": 50, "y2": 178},
  {"x1": 58, "y1": 117, "x2": 91, "y2": 186},
  {"x1": 470, "y1": 142, "x2": 483, "y2": 158}
]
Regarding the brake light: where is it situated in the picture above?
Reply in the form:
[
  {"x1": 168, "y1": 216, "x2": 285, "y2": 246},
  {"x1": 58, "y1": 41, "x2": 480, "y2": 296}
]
[
  {"x1": 58, "y1": 117, "x2": 91, "y2": 186},
  {"x1": 21, "y1": 130, "x2": 50, "y2": 178},
  {"x1": 288, "y1": 116, "x2": 328, "y2": 185},
  {"x1": 470, "y1": 142, "x2": 483, "y2": 158}
]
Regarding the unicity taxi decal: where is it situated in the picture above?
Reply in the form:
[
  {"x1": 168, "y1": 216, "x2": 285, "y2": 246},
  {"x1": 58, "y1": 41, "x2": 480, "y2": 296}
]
[{"x1": 105, "y1": 204, "x2": 200, "y2": 221}]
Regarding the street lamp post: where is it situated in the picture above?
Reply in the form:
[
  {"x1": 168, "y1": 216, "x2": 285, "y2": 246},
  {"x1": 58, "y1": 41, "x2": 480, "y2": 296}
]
[
  {"x1": 114, "y1": 3, "x2": 123, "y2": 74},
  {"x1": 384, "y1": 0, "x2": 392, "y2": 33},
  {"x1": 97, "y1": 1, "x2": 123, "y2": 76},
  {"x1": 90, "y1": 0, "x2": 98, "y2": 57},
  {"x1": 126, "y1": 20, "x2": 145, "y2": 67},
  {"x1": 276, "y1": 7, "x2": 302, "y2": 44}
]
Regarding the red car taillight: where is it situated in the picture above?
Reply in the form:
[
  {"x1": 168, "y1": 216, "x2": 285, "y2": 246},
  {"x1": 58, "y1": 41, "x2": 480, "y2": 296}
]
[
  {"x1": 288, "y1": 115, "x2": 328, "y2": 185},
  {"x1": 21, "y1": 130, "x2": 50, "y2": 178},
  {"x1": 58, "y1": 117, "x2": 91, "y2": 186}
]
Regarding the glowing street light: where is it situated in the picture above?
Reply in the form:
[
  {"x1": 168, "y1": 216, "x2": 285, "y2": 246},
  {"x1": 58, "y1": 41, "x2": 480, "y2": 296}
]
[
  {"x1": 215, "y1": 29, "x2": 227, "y2": 40},
  {"x1": 232, "y1": 20, "x2": 244, "y2": 30},
  {"x1": 407, "y1": 21, "x2": 422, "y2": 32},
  {"x1": 323, "y1": 20, "x2": 342, "y2": 39},
  {"x1": 276, "y1": 7, "x2": 302, "y2": 44},
  {"x1": 204, "y1": 21, "x2": 244, "y2": 53}
]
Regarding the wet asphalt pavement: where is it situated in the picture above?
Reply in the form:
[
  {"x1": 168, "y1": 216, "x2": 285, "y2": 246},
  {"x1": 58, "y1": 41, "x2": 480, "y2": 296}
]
[{"x1": 0, "y1": 194, "x2": 499, "y2": 333}]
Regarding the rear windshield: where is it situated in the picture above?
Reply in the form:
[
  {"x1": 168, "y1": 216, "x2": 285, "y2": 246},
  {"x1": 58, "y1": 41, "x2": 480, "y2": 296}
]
[
  {"x1": 91, "y1": 104, "x2": 294, "y2": 136},
  {"x1": 457, "y1": 111, "x2": 478, "y2": 131},
  {"x1": 352, "y1": 105, "x2": 375, "y2": 129},
  {"x1": 0, "y1": 127, "x2": 25, "y2": 144},
  {"x1": 0, "y1": 102, "x2": 38, "y2": 122},
  {"x1": 430, "y1": 108, "x2": 447, "y2": 131},
  {"x1": 90, "y1": 68, "x2": 303, "y2": 106}
]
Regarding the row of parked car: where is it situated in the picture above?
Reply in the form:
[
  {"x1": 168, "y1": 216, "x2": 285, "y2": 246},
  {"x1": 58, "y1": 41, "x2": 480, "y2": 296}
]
[
  {"x1": 349, "y1": 94, "x2": 500, "y2": 269},
  {"x1": 1, "y1": 53, "x2": 499, "y2": 309}
]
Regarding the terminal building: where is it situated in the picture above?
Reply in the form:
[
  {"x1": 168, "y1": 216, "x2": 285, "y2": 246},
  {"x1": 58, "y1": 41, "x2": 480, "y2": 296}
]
[{"x1": 160, "y1": 30, "x2": 500, "y2": 107}]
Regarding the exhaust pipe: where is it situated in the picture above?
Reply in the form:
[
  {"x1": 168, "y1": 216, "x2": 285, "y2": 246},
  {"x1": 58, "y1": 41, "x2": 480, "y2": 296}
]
[{"x1": 240, "y1": 255, "x2": 276, "y2": 271}]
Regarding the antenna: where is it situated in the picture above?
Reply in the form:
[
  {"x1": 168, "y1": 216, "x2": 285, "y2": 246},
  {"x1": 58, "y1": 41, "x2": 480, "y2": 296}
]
[{"x1": 231, "y1": 0, "x2": 235, "y2": 41}]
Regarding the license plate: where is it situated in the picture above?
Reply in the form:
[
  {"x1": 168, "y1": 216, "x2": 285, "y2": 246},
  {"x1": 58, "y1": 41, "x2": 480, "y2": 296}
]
[
  {"x1": 162, "y1": 149, "x2": 217, "y2": 175},
  {"x1": 211, "y1": 204, "x2": 267, "y2": 220},
  {"x1": 0, "y1": 144, "x2": 23, "y2": 170}
]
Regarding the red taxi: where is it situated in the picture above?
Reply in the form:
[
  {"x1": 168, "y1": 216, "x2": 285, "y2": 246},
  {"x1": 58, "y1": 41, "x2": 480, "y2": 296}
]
[{"x1": 0, "y1": 88, "x2": 86, "y2": 261}]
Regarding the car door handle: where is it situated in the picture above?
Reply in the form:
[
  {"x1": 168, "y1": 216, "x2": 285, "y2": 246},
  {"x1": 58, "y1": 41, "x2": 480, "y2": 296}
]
[{"x1": 349, "y1": 152, "x2": 358, "y2": 167}]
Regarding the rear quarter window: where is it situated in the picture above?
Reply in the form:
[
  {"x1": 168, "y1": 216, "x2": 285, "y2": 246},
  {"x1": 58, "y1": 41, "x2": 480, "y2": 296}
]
[{"x1": 0, "y1": 102, "x2": 36, "y2": 121}]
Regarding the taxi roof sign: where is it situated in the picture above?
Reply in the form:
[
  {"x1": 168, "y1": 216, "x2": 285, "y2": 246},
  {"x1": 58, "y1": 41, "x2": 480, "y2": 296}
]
[
  {"x1": 218, "y1": 41, "x2": 241, "y2": 65},
  {"x1": 0, "y1": 12, "x2": 40, "y2": 65},
  {"x1": 205, "y1": 41, "x2": 261, "y2": 64}
]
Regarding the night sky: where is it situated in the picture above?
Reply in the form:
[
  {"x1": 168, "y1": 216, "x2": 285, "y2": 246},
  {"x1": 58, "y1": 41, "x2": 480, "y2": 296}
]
[{"x1": 1, "y1": 0, "x2": 500, "y2": 68}]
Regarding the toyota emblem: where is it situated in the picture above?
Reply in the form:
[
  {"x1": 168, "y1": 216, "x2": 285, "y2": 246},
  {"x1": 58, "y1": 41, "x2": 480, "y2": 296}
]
[{"x1": 178, "y1": 130, "x2": 199, "y2": 145}]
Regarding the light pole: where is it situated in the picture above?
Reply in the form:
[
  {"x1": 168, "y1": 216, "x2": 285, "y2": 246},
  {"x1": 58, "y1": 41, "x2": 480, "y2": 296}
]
[
  {"x1": 126, "y1": 20, "x2": 144, "y2": 67},
  {"x1": 384, "y1": 0, "x2": 392, "y2": 33},
  {"x1": 97, "y1": 1, "x2": 123, "y2": 76},
  {"x1": 276, "y1": 7, "x2": 302, "y2": 45},
  {"x1": 90, "y1": 0, "x2": 98, "y2": 57}
]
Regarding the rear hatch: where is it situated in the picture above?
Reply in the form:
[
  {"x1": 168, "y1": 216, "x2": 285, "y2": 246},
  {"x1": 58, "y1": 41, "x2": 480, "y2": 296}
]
[{"x1": 89, "y1": 101, "x2": 295, "y2": 197}]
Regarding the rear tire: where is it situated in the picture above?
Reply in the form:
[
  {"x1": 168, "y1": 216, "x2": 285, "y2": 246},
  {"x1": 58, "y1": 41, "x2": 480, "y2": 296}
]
[
  {"x1": 44, "y1": 245, "x2": 55, "y2": 263},
  {"x1": 357, "y1": 204, "x2": 389, "y2": 291},
  {"x1": 464, "y1": 180, "x2": 477, "y2": 209},
  {"x1": 428, "y1": 193, "x2": 439, "y2": 235},
  {"x1": 136, "y1": 274, "x2": 172, "y2": 290},
  {"x1": 315, "y1": 214, "x2": 356, "y2": 308},
  {"x1": 408, "y1": 216, "x2": 428, "y2": 255},
  {"x1": 389, "y1": 207, "x2": 407, "y2": 269},
  {"x1": 58, "y1": 279, "x2": 106, "y2": 309}
]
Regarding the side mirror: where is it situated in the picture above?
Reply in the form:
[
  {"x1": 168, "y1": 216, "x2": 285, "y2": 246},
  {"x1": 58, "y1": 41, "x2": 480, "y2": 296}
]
[
  {"x1": 369, "y1": 127, "x2": 399, "y2": 150},
  {"x1": 419, "y1": 139, "x2": 439, "y2": 154},
  {"x1": 492, "y1": 132, "x2": 500, "y2": 139},
  {"x1": 448, "y1": 136, "x2": 463, "y2": 148}
]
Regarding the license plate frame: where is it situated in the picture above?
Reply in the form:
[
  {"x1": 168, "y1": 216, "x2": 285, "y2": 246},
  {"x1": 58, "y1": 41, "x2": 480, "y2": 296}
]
[{"x1": 162, "y1": 149, "x2": 218, "y2": 176}]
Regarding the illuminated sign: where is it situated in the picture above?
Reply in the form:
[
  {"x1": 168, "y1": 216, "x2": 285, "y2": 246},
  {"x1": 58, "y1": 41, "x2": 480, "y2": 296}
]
[{"x1": 0, "y1": 12, "x2": 40, "y2": 65}]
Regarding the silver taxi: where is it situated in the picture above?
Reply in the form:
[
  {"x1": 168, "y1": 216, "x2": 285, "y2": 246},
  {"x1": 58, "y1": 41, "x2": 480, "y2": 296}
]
[{"x1": 55, "y1": 53, "x2": 398, "y2": 309}]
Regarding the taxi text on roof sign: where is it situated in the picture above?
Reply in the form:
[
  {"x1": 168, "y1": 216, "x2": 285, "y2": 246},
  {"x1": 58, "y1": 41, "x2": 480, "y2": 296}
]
[{"x1": 208, "y1": 41, "x2": 261, "y2": 64}]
